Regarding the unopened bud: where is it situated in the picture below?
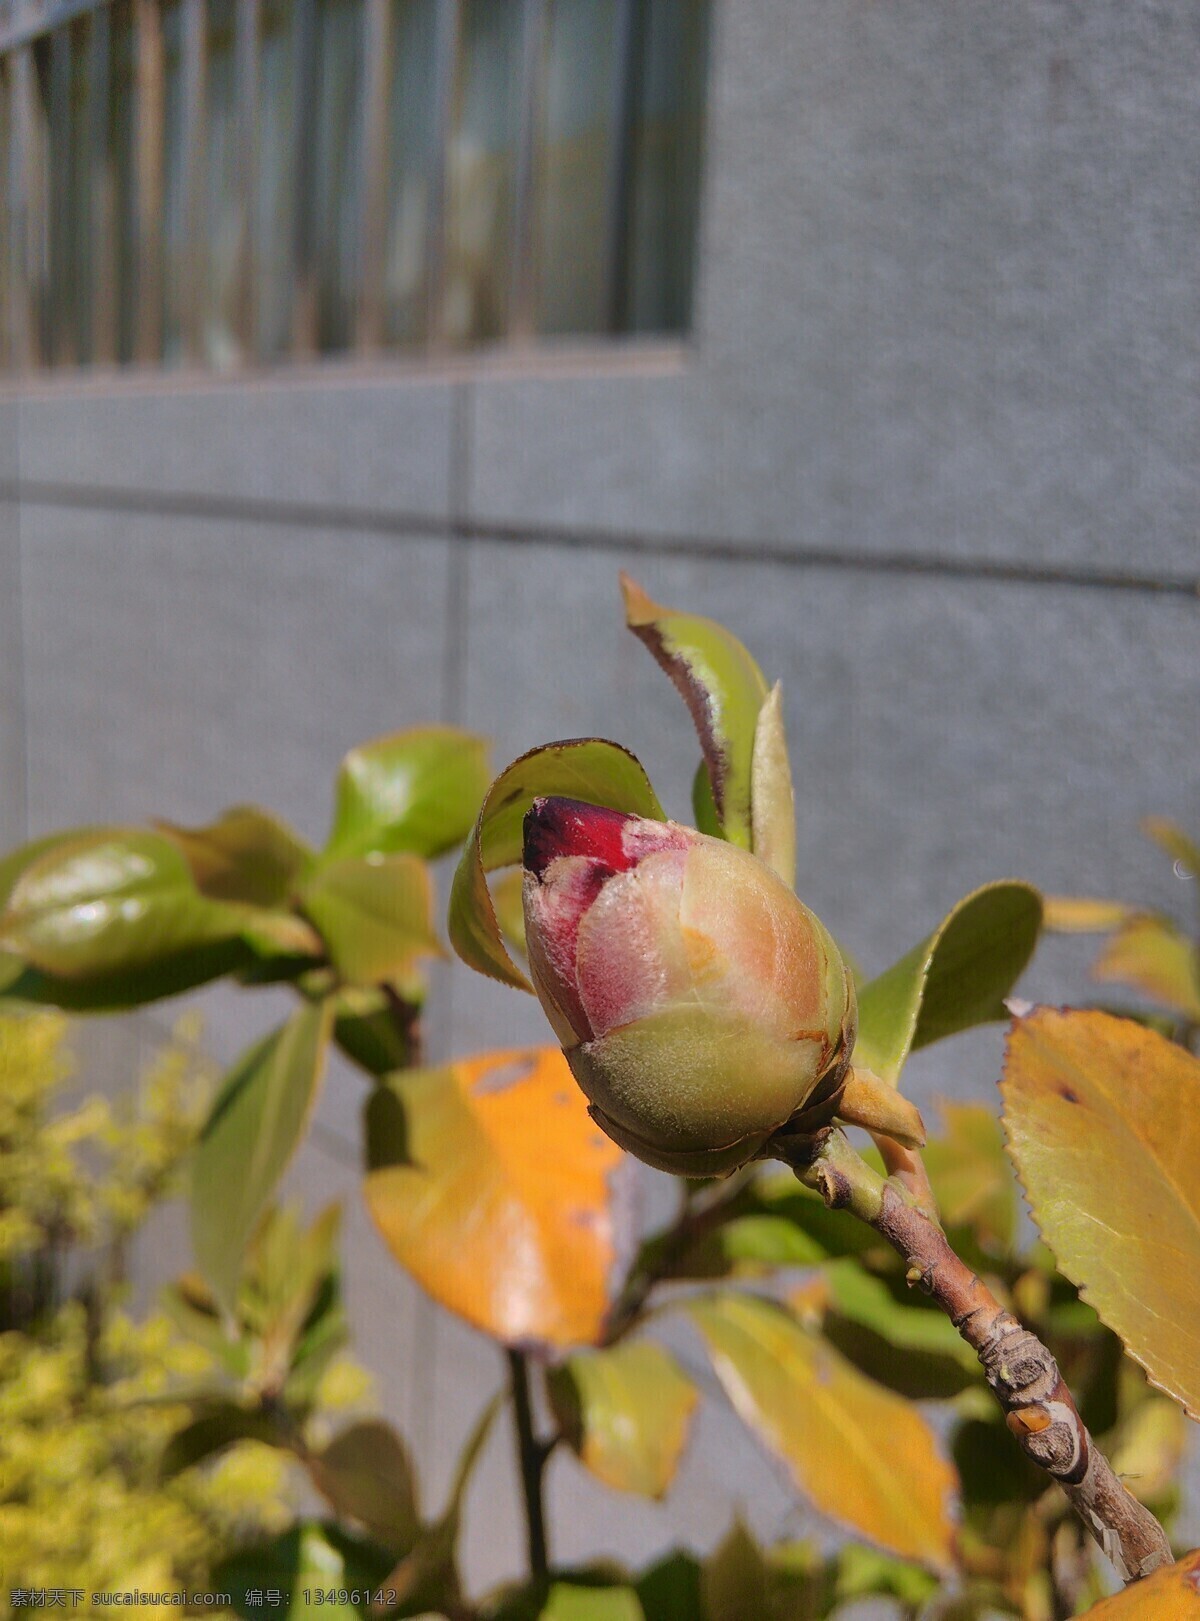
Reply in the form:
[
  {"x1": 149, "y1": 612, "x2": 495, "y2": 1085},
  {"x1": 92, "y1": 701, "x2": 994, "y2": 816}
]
[{"x1": 521, "y1": 798, "x2": 857, "y2": 1176}]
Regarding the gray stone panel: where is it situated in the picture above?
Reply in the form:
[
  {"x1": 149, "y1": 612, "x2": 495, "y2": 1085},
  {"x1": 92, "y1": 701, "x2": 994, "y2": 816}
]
[
  {"x1": 457, "y1": 539, "x2": 1199, "y2": 1119},
  {"x1": 469, "y1": 1, "x2": 1200, "y2": 577},
  {"x1": 17, "y1": 377, "x2": 457, "y2": 516},
  {"x1": 18, "y1": 504, "x2": 454, "y2": 842}
]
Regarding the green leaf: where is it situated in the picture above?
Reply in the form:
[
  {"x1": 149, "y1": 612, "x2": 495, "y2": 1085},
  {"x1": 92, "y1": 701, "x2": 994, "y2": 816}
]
[
  {"x1": 300, "y1": 854, "x2": 442, "y2": 985},
  {"x1": 309, "y1": 1420, "x2": 421, "y2": 1551},
  {"x1": 1001, "y1": 1007, "x2": 1200, "y2": 1420},
  {"x1": 691, "y1": 761, "x2": 722, "y2": 839},
  {"x1": 1091, "y1": 913, "x2": 1200, "y2": 1020},
  {"x1": 634, "y1": 1553, "x2": 703, "y2": 1621},
  {"x1": 749, "y1": 683, "x2": 796, "y2": 888},
  {"x1": 333, "y1": 985, "x2": 415, "y2": 1078},
  {"x1": 216, "y1": 1524, "x2": 397, "y2": 1619},
  {"x1": 0, "y1": 828, "x2": 258, "y2": 977},
  {"x1": 155, "y1": 805, "x2": 312, "y2": 906},
  {"x1": 159, "y1": 1403, "x2": 283, "y2": 1481},
  {"x1": 855, "y1": 881, "x2": 1043, "y2": 1084},
  {"x1": 833, "y1": 1543, "x2": 939, "y2": 1607},
  {"x1": 0, "y1": 825, "x2": 318, "y2": 1005},
  {"x1": 487, "y1": 1582, "x2": 646, "y2": 1621},
  {"x1": 190, "y1": 1002, "x2": 332, "y2": 1314},
  {"x1": 922, "y1": 1102, "x2": 1016, "y2": 1256},
  {"x1": 448, "y1": 739, "x2": 665, "y2": 991},
  {"x1": 815, "y1": 1258, "x2": 981, "y2": 1399},
  {"x1": 0, "y1": 829, "x2": 101, "y2": 910},
  {"x1": 622, "y1": 573, "x2": 768, "y2": 848},
  {"x1": 658, "y1": 1172, "x2": 876, "y2": 1283},
  {"x1": 688, "y1": 1292, "x2": 958, "y2": 1571},
  {"x1": 701, "y1": 1521, "x2": 772, "y2": 1621},
  {"x1": 491, "y1": 867, "x2": 529, "y2": 959},
  {"x1": 324, "y1": 725, "x2": 490, "y2": 862},
  {"x1": 381, "y1": 1394, "x2": 503, "y2": 1618},
  {"x1": 548, "y1": 1341, "x2": 698, "y2": 1499}
]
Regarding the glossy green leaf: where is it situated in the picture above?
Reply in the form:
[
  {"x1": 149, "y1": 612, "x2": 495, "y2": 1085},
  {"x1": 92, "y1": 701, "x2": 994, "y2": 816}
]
[
  {"x1": 1002, "y1": 1007, "x2": 1200, "y2": 1419},
  {"x1": 191, "y1": 1001, "x2": 332, "y2": 1313},
  {"x1": 216, "y1": 1524, "x2": 397, "y2": 1619},
  {"x1": 300, "y1": 853, "x2": 442, "y2": 985},
  {"x1": 310, "y1": 1420, "x2": 421, "y2": 1551},
  {"x1": 0, "y1": 824, "x2": 318, "y2": 1005},
  {"x1": 922, "y1": 1102, "x2": 1017, "y2": 1256},
  {"x1": 448, "y1": 740, "x2": 665, "y2": 991},
  {"x1": 365, "y1": 1048, "x2": 630, "y2": 1349},
  {"x1": 324, "y1": 725, "x2": 490, "y2": 862},
  {"x1": 548, "y1": 1341, "x2": 698, "y2": 1499},
  {"x1": 749, "y1": 682, "x2": 796, "y2": 888},
  {"x1": 622, "y1": 573, "x2": 767, "y2": 848},
  {"x1": 0, "y1": 829, "x2": 99, "y2": 910},
  {"x1": 855, "y1": 881, "x2": 1043, "y2": 1084},
  {"x1": 1141, "y1": 816, "x2": 1200, "y2": 879},
  {"x1": 0, "y1": 828, "x2": 257, "y2": 976},
  {"x1": 688, "y1": 1292, "x2": 958, "y2": 1570},
  {"x1": 159, "y1": 1403, "x2": 283, "y2": 1480},
  {"x1": 634, "y1": 1553, "x2": 703, "y2": 1621},
  {"x1": 155, "y1": 805, "x2": 312, "y2": 906},
  {"x1": 1091, "y1": 913, "x2": 1200, "y2": 1019}
]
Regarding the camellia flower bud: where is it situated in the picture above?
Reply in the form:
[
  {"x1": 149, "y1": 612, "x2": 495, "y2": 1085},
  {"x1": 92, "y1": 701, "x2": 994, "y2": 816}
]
[{"x1": 521, "y1": 796, "x2": 858, "y2": 1176}]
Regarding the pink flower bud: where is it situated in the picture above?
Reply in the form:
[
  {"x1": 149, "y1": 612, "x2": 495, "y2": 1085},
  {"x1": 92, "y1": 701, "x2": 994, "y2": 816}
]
[{"x1": 522, "y1": 798, "x2": 857, "y2": 1176}]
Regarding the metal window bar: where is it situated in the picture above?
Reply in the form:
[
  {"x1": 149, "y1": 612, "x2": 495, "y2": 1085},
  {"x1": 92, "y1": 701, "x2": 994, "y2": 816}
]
[
  {"x1": 134, "y1": 0, "x2": 164, "y2": 362},
  {"x1": 233, "y1": 0, "x2": 259, "y2": 360},
  {"x1": 0, "y1": 0, "x2": 706, "y2": 375},
  {"x1": 355, "y1": 0, "x2": 390, "y2": 353},
  {"x1": 507, "y1": 0, "x2": 544, "y2": 342},
  {"x1": 89, "y1": 4, "x2": 116, "y2": 364},
  {"x1": 178, "y1": 0, "x2": 205, "y2": 366},
  {"x1": 424, "y1": 0, "x2": 459, "y2": 350}
]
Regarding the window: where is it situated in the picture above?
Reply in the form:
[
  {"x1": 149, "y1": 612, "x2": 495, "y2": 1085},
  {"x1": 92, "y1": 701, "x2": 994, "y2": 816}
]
[{"x1": 0, "y1": 0, "x2": 711, "y2": 374}]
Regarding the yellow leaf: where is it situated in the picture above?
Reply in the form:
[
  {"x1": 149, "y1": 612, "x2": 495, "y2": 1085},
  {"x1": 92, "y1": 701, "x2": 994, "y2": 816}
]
[
  {"x1": 548, "y1": 1341, "x2": 698, "y2": 1499},
  {"x1": 1092, "y1": 915, "x2": 1200, "y2": 1020},
  {"x1": 1001, "y1": 1008, "x2": 1200, "y2": 1419},
  {"x1": 688, "y1": 1293, "x2": 958, "y2": 1572},
  {"x1": 364, "y1": 1048, "x2": 630, "y2": 1350},
  {"x1": 1081, "y1": 1546, "x2": 1200, "y2": 1616},
  {"x1": 1042, "y1": 897, "x2": 1132, "y2": 934}
]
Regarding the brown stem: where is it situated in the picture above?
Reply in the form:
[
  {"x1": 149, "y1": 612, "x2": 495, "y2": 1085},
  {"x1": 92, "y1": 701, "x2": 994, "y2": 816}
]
[
  {"x1": 783, "y1": 1129, "x2": 1173, "y2": 1585},
  {"x1": 508, "y1": 1348, "x2": 550, "y2": 1579},
  {"x1": 869, "y1": 1131, "x2": 941, "y2": 1224}
]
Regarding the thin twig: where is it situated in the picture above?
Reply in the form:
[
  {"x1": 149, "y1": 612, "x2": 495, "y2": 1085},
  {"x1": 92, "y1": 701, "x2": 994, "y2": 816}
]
[{"x1": 779, "y1": 1128, "x2": 1173, "y2": 1586}]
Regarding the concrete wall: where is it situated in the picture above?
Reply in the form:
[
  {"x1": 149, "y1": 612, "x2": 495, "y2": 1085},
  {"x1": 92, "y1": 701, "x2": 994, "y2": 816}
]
[{"x1": 1, "y1": 0, "x2": 1197, "y2": 1595}]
